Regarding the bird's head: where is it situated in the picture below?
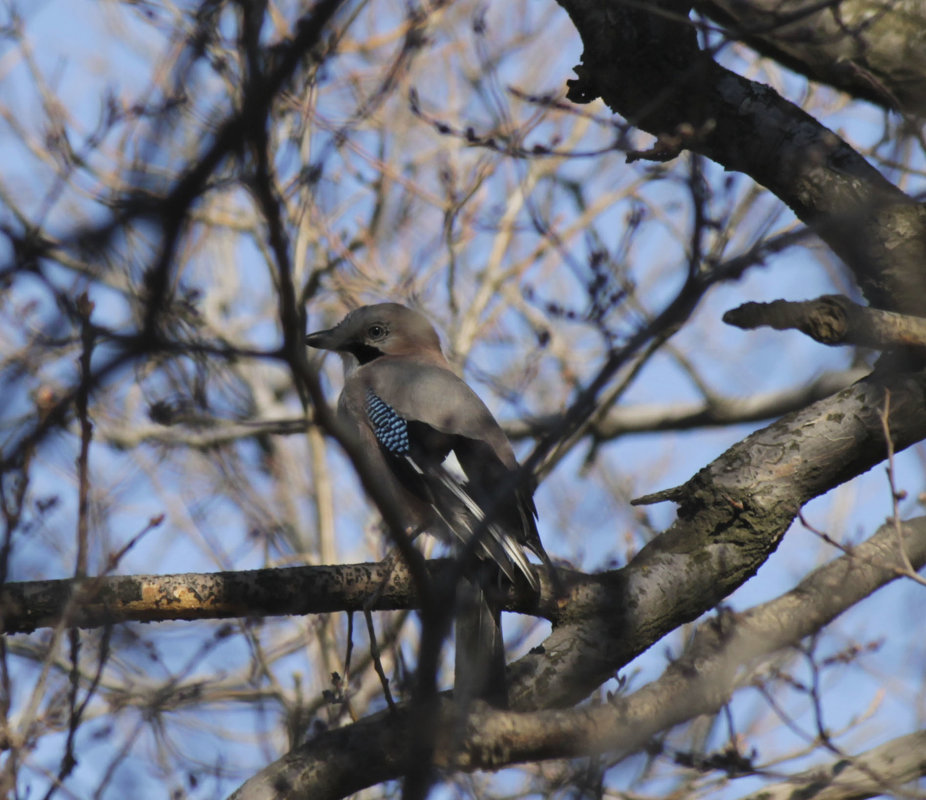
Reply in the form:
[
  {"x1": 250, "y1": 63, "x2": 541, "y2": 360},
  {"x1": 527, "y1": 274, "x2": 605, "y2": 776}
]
[{"x1": 305, "y1": 303, "x2": 444, "y2": 367}]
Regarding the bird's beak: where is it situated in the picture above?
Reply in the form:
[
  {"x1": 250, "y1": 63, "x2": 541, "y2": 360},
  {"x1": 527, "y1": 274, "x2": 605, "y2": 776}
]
[{"x1": 305, "y1": 326, "x2": 341, "y2": 350}]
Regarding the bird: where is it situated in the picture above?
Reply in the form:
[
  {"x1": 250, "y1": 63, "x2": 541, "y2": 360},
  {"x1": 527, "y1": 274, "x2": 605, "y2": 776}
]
[{"x1": 305, "y1": 302, "x2": 550, "y2": 707}]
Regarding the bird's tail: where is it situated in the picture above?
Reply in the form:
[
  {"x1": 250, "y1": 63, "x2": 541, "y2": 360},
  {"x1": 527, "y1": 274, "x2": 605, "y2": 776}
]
[{"x1": 453, "y1": 568, "x2": 507, "y2": 708}]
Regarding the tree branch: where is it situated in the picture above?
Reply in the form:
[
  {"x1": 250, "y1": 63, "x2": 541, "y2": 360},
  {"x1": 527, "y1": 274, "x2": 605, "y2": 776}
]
[
  {"x1": 8, "y1": 370, "x2": 926, "y2": 721},
  {"x1": 511, "y1": 367, "x2": 926, "y2": 710},
  {"x1": 229, "y1": 517, "x2": 926, "y2": 799},
  {"x1": 740, "y1": 730, "x2": 926, "y2": 800},
  {"x1": 724, "y1": 295, "x2": 926, "y2": 350},
  {"x1": 696, "y1": 0, "x2": 926, "y2": 117},
  {"x1": 557, "y1": 0, "x2": 926, "y2": 313}
]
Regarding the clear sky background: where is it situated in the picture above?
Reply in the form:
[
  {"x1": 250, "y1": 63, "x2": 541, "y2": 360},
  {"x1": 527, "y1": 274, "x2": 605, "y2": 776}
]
[{"x1": 1, "y1": 1, "x2": 924, "y2": 797}]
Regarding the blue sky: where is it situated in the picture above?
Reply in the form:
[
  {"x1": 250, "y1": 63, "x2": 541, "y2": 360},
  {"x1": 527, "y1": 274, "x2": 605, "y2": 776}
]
[{"x1": 1, "y1": 1, "x2": 924, "y2": 798}]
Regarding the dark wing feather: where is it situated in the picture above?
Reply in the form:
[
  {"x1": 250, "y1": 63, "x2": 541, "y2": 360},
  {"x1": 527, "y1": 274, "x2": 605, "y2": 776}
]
[{"x1": 363, "y1": 386, "x2": 538, "y2": 589}]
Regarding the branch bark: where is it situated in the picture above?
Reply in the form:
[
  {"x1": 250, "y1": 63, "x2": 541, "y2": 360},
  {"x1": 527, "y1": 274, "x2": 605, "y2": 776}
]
[
  {"x1": 229, "y1": 517, "x2": 926, "y2": 799},
  {"x1": 0, "y1": 560, "x2": 481, "y2": 635},
  {"x1": 7, "y1": 371, "x2": 926, "y2": 715},
  {"x1": 739, "y1": 729, "x2": 926, "y2": 800},
  {"x1": 696, "y1": 0, "x2": 926, "y2": 117},
  {"x1": 724, "y1": 295, "x2": 926, "y2": 349},
  {"x1": 557, "y1": 0, "x2": 926, "y2": 314}
]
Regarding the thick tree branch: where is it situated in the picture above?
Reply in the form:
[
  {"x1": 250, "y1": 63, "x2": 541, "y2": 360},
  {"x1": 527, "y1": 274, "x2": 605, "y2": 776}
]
[
  {"x1": 557, "y1": 0, "x2": 926, "y2": 314},
  {"x1": 0, "y1": 560, "x2": 481, "y2": 634},
  {"x1": 8, "y1": 371, "x2": 926, "y2": 716},
  {"x1": 230, "y1": 517, "x2": 926, "y2": 799},
  {"x1": 0, "y1": 558, "x2": 566, "y2": 635},
  {"x1": 510, "y1": 367, "x2": 926, "y2": 710},
  {"x1": 696, "y1": 0, "x2": 926, "y2": 117}
]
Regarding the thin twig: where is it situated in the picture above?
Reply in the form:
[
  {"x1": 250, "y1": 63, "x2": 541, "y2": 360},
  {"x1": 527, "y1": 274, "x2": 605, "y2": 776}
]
[{"x1": 365, "y1": 609, "x2": 396, "y2": 712}]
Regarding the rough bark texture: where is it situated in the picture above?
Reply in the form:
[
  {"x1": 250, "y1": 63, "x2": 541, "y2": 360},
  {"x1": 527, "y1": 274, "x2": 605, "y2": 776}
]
[
  {"x1": 697, "y1": 0, "x2": 926, "y2": 117},
  {"x1": 740, "y1": 730, "x2": 926, "y2": 800},
  {"x1": 508, "y1": 368, "x2": 926, "y2": 710},
  {"x1": 558, "y1": 0, "x2": 926, "y2": 314},
  {"x1": 0, "y1": 562, "x2": 422, "y2": 634},
  {"x1": 724, "y1": 294, "x2": 926, "y2": 348},
  {"x1": 7, "y1": 372, "x2": 924, "y2": 716},
  {"x1": 232, "y1": 518, "x2": 926, "y2": 799}
]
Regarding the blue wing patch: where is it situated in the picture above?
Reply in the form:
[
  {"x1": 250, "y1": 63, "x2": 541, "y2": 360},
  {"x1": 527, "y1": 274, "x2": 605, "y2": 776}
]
[
  {"x1": 363, "y1": 391, "x2": 537, "y2": 589},
  {"x1": 365, "y1": 390, "x2": 410, "y2": 455}
]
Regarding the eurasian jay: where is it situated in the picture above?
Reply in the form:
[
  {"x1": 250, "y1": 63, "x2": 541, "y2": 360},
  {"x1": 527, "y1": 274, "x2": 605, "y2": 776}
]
[{"x1": 305, "y1": 302, "x2": 550, "y2": 706}]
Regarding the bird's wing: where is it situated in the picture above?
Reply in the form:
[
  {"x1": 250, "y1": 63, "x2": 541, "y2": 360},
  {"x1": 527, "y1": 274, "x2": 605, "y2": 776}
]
[
  {"x1": 366, "y1": 361, "x2": 548, "y2": 566},
  {"x1": 363, "y1": 358, "x2": 516, "y2": 463},
  {"x1": 357, "y1": 359, "x2": 539, "y2": 589}
]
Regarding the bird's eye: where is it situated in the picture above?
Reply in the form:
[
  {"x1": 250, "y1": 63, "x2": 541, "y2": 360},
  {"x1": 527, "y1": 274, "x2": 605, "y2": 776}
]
[{"x1": 367, "y1": 324, "x2": 387, "y2": 340}]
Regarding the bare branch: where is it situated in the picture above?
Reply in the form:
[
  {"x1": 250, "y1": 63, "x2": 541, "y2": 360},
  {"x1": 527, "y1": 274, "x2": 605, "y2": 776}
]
[
  {"x1": 739, "y1": 730, "x2": 926, "y2": 800},
  {"x1": 558, "y1": 0, "x2": 926, "y2": 313},
  {"x1": 230, "y1": 517, "x2": 926, "y2": 798},
  {"x1": 724, "y1": 295, "x2": 926, "y2": 350}
]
